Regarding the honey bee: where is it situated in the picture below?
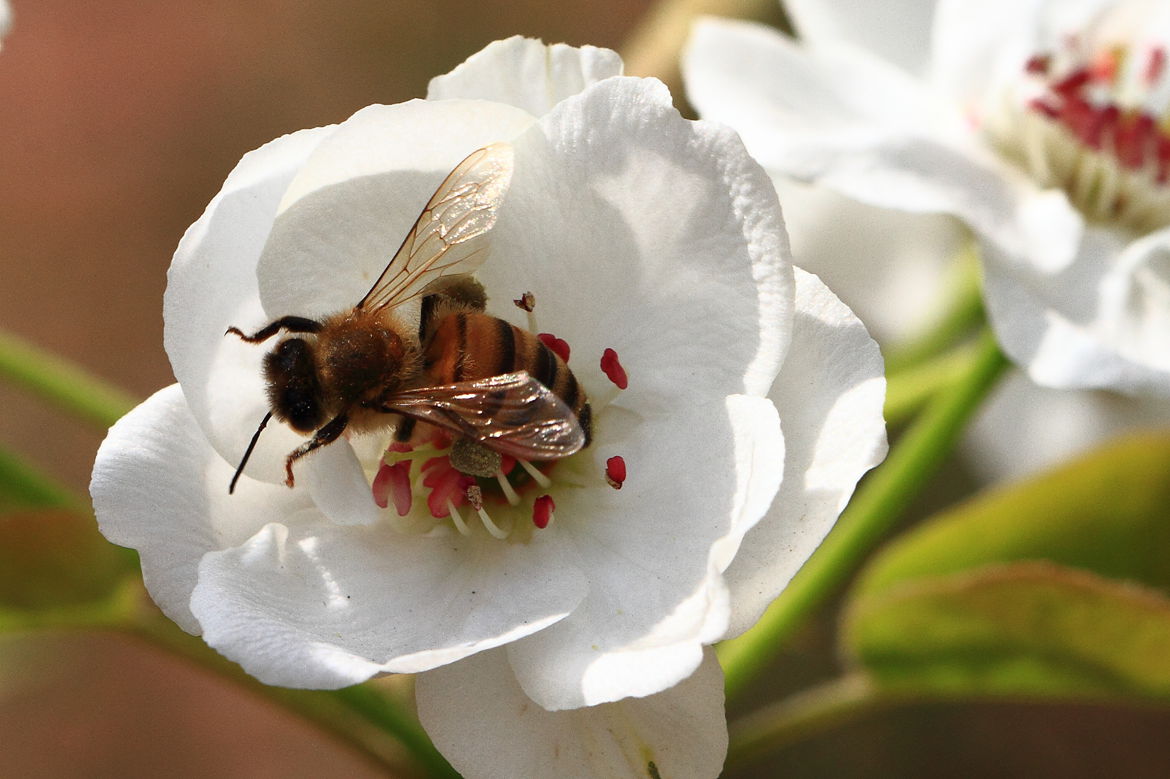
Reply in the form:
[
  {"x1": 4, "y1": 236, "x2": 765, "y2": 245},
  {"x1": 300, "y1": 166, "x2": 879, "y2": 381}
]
[{"x1": 226, "y1": 143, "x2": 591, "y2": 493}]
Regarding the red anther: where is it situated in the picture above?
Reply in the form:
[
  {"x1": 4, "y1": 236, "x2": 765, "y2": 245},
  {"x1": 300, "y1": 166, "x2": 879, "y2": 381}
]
[
  {"x1": 500, "y1": 454, "x2": 517, "y2": 475},
  {"x1": 465, "y1": 484, "x2": 484, "y2": 512},
  {"x1": 1060, "y1": 97, "x2": 1099, "y2": 146},
  {"x1": 605, "y1": 456, "x2": 626, "y2": 490},
  {"x1": 423, "y1": 458, "x2": 475, "y2": 518},
  {"x1": 372, "y1": 461, "x2": 413, "y2": 516},
  {"x1": 1090, "y1": 49, "x2": 1119, "y2": 83},
  {"x1": 1114, "y1": 113, "x2": 1156, "y2": 169},
  {"x1": 1156, "y1": 136, "x2": 1170, "y2": 183},
  {"x1": 1147, "y1": 46, "x2": 1166, "y2": 85},
  {"x1": 513, "y1": 291, "x2": 536, "y2": 312},
  {"x1": 532, "y1": 494, "x2": 555, "y2": 529},
  {"x1": 600, "y1": 348, "x2": 628, "y2": 390},
  {"x1": 1025, "y1": 54, "x2": 1051, "y2": 75},
  {"x1": 538, "y1": 333, "x2": 571, "y2": 362},
  {"x1": 1028, "y1": 97, "x2": 1060, "y2": 120},
  {"x1": 1053, "y1": 68, "x2": 1091, "y2": 97},
  {"x1": 386, "y1": 441, "x2": 413, "y2": 454}
]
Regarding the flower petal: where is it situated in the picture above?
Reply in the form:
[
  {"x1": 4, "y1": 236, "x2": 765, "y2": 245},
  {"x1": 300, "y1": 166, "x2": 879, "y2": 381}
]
[
  {"x1": 90, "y1": 385, "x2": 310, "y2": 633},
  {"x1": 427, "y1": 35, "x2": 623, "y2": 117},
  {"x1": 785, "y1": 0, "x2": 940, "y2": 77},
  {"x1": 983, "y1": 226, "x2": 1170, "y2": 396},
  {"x1": 506, "y1": 394, "x2": 782, "y2": 709},
  {"x1": 164, "y1": 125, "x2": 335, "y2": 484},
  {"x1": 254, "y1": 98, "x2": 537, "y2": 322},
  {"x1": 189, "y1": 515, "x2": 588, "y2": 688},
  {"x1": 417, "y1": 647, "x2": 727, "y2": 779},
  {"x1": 482, "y1": 74, "x2": 794, "y2": 400},
  {"x1": 721, "y1": 268, "x2": 887, "y2": 638},
  {"x1": 301, "y1": 438, "x2": 383, "y2": 526}
]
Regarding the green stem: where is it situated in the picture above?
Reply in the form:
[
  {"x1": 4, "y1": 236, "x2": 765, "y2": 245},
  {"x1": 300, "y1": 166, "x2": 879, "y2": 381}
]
[
  {"x1": 0, "y1": 444, "x2": 87, "y2": 511},
  {"x1": 719, "y1": 330, "x2": 1009, "y2": 699},
  {"x1": 883, "y1": 342, "x2": 980, "y2": 427},
  {"x1": 726, "y1": 674, "x2": 884, "y2": 768},
  {"x1": 0, "y1": 328, "x2": 136, "y2": 429}
]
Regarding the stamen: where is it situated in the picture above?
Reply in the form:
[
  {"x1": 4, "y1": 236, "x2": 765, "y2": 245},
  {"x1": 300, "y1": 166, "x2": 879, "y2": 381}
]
[
  {"x1": 600, "y1": 347, "x2": 628, "y2": 389},
  {"x1": 518, "y1": 458, "x2": 552, "y2": 488},
  {"x1": 496, "y1": 469, "x2": 521, "y2": 506},
  {"x1": 514, "y1": 290, "x2": 538, "y2": 332},
  {"x1": 538, "y1": 333, "x2": 571, "y2": 362},
  {"x1": 447, "y1": 499, "x2": 471, "y2": 536},
  {"x1": 533, "y1": 494, "x2": 555, "y2": 529},
  {"x1": 605, "y1": 456, "x2": 627, "y2": 489},
  {"x1": 372, "y1": 460, "x2": 413, "y2": 516}
]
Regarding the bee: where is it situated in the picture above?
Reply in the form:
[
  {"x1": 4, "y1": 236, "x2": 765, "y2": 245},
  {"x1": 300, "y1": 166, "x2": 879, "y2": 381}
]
[{"x1": 226, "y1": 143, "x2": 591, "y2": 493}]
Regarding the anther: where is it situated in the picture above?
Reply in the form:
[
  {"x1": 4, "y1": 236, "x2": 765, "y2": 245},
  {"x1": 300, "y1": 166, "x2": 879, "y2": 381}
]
[
  {"x1": 600, "y1": 347, "x2": 628, "y2": 389},
  {"x1": 518, "y1": 458, "x2": 552, "y2": 488},
  {"x1": 373, "y1": 460, "x2": 413, "y2": 516},
  {"x1": 533, "y1": 494, "x2": 555, "y2": 529},
  {"x1": 605, "y1": 456, "x2": 626, "y2": 489},
  {"x1": 538, "y1": 333, "x2": 571, "y2": 362},
  {"x1": 514, "y1": 290, "x2": 538, "y2": 332}
]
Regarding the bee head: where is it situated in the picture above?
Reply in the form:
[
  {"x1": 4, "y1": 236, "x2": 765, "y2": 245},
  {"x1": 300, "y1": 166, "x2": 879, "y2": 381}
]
[{"x1": 264, "y1": 337, "x2": 326, "y2": 433}]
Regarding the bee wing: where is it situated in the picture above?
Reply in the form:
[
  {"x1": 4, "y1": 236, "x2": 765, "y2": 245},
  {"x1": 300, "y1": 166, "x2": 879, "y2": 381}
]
[
  {"x1": 356, "y1": 142, "x2": 514, "y2": 313},
  {"x1": 383, "y1": 372, "x2": 586, "y2": 461}
]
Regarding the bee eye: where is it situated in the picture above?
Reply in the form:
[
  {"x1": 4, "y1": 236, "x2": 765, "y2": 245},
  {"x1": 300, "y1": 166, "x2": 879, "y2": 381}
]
[{"x1": 264, "y1": 338, "x2": 325, "y2": 433}]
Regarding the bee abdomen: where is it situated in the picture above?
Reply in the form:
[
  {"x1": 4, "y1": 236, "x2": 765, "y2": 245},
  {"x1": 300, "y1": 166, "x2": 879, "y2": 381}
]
[{"x1": 425, "y1": 312, "x2": 591, "y2": 431}]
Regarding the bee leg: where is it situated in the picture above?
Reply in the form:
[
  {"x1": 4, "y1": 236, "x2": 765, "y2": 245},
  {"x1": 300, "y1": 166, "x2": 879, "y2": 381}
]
[
  {"x1": 226, "y1": 316, "x2": 323, "y2": 343},
  {"x1": 283, "y1": 414, "x2": 349, "y2": 487}
]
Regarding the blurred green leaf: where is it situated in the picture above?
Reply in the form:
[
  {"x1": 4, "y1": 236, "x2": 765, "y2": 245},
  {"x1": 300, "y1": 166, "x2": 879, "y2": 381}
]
[
  {"x1": 855, "y1": 431, "x2": 1170, "y2": 597},
  {"x1": 0, "y1": 508, "x2": 131, "y2": 612},
  {"x1": 841, "y1": 431, "x2": 1170, "y2": 703},
  {"x1": 844, "y1": 562, "x2": 1170, "y2": 700}
]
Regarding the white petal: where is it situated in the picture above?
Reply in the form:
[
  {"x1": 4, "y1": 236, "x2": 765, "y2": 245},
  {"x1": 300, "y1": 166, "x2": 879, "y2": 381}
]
[
  {"x1": 189, "y1": 516, "x2": 588, "y2": 688},
  {"x1": 483, "y1": 75, "x2": 794, "y2": 400},
  {"x1": 505, "y1": 395, "x2": 782, "y2": 710},
  {"x1": 0, "y1": 0, "x2": 11, "y2": 48},
  {"x1": 427, "y1": 36, "x2": 623, "y2": 117},
  {"x1": 301, "y1": 439, "x2": 382, "y2": 526},
  {"x1": 772, "y1": 178, "x2": 964, "y2": 341},
  {"x1": 721, "y1": 269, "x2": 887, "y2": 638},
  {"x1": 983, "y1": 226, "x2": 1170, "y2": 395},
  {"x1": 164, "y1": 125, "x2": 335, "y2": 484},
  {"x1": 786, "y1": 0, "x2": 939, "y2": 77},
  {"x1": 685, "y1": 17, "x2": 1084, "y2": 277},
  {"x1": 965, "y1": 372, "x2": 1170, "y2": 481},
  {"x1": 256, "y1": 99, "x2": 536, "y2": 321},
  {"x1": 417, "y1": 647, "x2": 727, "y2": 779},
  {"x1": 89, "y1": 385, "x2": 310, "y2": 633}
]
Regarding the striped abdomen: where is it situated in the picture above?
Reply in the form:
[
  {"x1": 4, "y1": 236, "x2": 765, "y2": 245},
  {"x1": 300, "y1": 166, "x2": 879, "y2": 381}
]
[{"x1": 423, "y1": 311, "x2": 592, "y2": 445}]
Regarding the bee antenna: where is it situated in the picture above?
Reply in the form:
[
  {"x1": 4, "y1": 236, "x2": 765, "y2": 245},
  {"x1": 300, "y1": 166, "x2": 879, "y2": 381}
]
[{"x1": 229, "y1": 411, "x2": 274, "y2": 494}]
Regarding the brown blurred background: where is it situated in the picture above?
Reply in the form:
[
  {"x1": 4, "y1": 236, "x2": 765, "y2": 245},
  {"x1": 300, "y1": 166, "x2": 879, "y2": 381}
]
[{"x1": 2, "y1": 1, "x2": 1169, "y2": 777}]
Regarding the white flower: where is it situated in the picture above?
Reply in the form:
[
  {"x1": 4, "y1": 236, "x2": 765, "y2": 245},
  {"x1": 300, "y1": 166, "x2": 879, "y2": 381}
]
[
  {"x1": 91, "y1": 37, "x2": 886, "y2": 778},
  {"x1": 685, "y1": 0, "x2": 1170, "y2": 396}
]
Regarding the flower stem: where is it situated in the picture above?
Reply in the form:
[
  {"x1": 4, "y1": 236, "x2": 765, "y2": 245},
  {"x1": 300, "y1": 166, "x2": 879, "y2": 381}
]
[
  {"x1": 883, "y1": 341, "x2": 980, "y2": 427},
  {"x1": 719, "y1": 329, "x2": 1008, "y2": 699},
  {"x1": 0, "y1": 328, "x2": 136, "y2": 429},
  {"x1": 0, "y1": 444, "x2": 87, "y2": 511},
  {"x1": 726, "y1": 674, "x2": 884, "y2": 767}
]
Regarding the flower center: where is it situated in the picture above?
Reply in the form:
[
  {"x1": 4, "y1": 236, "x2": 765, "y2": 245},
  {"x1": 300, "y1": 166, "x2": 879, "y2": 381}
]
[
  {"x1": 985, "y1": 34, "x2": 1170, "y2": 233},
  {"x1": 367, "y1": 292, "x2": 628, "y2": 541}
]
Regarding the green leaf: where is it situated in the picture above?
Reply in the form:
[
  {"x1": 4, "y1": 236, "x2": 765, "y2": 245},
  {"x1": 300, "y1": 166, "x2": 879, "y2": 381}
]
[
  {"x1": 842, "y1": 431, "x2": 1170, "y2": 703},
  {"x1": 0, "y1": 509, "x2": 131, "y2": 611},
  {"x1": 854, "y1": 431, "x2": 1170, "y2": 598},
  {"x1": 844, "y1": 561, "x2": 1170, "y2": 701}
]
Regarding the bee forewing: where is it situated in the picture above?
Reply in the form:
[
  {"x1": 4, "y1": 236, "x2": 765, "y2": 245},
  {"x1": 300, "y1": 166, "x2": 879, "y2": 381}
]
[
  {"x1": 385, "y1": 371, "x2": 586, "y2": 461},
  {"x1": 357, "y1": 143, "x2": 515, "y2": 313}
]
